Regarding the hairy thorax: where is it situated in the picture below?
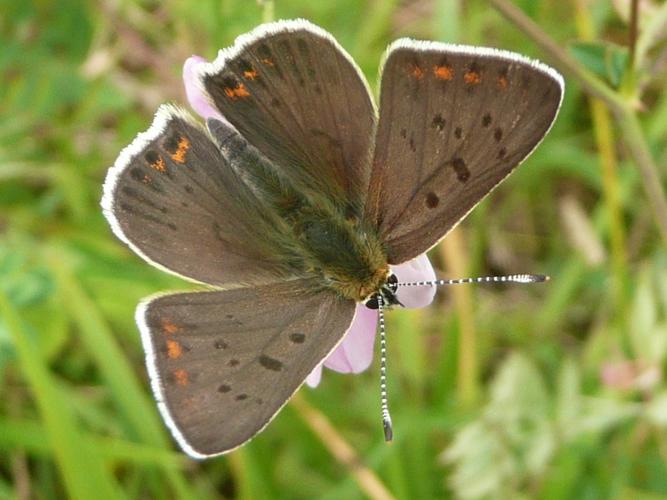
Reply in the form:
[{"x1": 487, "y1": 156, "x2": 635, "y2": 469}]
[
  {"x1": 230, "y1": 141, "x2": 390, "y2": 301},
  {"x1": 293, "y1": 206, "x2": 390, "y2": 302}
]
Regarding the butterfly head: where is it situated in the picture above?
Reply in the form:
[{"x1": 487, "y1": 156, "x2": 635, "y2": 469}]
[{"x1": 363, "y1": 273, "x2": 401, "y2": 310}]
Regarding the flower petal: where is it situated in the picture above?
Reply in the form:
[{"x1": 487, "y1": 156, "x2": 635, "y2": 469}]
[
  {"x1": 392, "y1": 253, "x2": 436, "y2": 308},
  {"x1": 183, "y1": 56, "x2": 222, "y2": 120},
  {"x1": 305, "y1": 364, "x2": 323, "y2": 388},
  {"x1": 323, "y1": 305, "x2": 378, "y2": 373}
]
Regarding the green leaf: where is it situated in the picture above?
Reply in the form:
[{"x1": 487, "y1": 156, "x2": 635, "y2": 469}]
[{"x1": 569, "y1": 41, "x2": 629, "y2": 88}]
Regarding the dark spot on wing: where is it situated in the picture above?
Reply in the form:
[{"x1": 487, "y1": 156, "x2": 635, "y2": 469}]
[
  {"x1": 454, "y1": 127, "x2": 462, "y2": 139},
  {"x1": 258, "y1": 355, "x2": 283, "y2": 372},
  {"x1": 184, "y1": 185, "x2": 193, "y2": 194},
  {"x1": 144, "y1": 150, "x2": 160, "y2": 165},
  {"x1": 482, "y1": 113, "x2": 492, "y2": 127},
  {"x1": 218, "y1": 384, "x2": 231, "y2": 393},
  {"x1": 432, "y1": 113, "x2": 446, "y2": 131},
  {"x1": 221, "y1": 75, "x2": 238, "y2": 89},
  {"x1": 235, "y1": 393, "x2": 248, "y2": 401},
  {"x1": 425, "y1": 192, "x2": 439, "y2": 208},
  {"x1": 498, "y1": 147, "x2": 507, "y2": 159},
  {"x1": 130, "y1": 167, "x2": 145, "y2": 181},
  {"x1": 400, "y1": 128, "x2": 407, "y2": 139},
  {"x1": 494, "y1": 128, "x2": 503, "y2": 142},
  {"x1": 237, "y1": 58, "x2": 258, "y2": 81},
  {"x1": 451, "y1": 157, "x2": 470, "y2": 182},
  {"x1": 257, "y1": 43, "x2": 272, "y2": 60},
  {"x1": 261, "y1": 47, "x2": 283, "y2": 78},
  {"x1": 289, "y1": 332, "x2": 305, "y2": 344},
  {"x1": 271, "y1": 98, "x2": 281, "y2": 108},
  {"x1": 163, "y1": 132, "x2": 180, "y2": 153},
  {"x1": 256, "y1": 398, "x2": 263, "y2": 405},
  {"x1": 229, "y1": 359, "x2": 240, "y2": 367},
  {"x1": 409, "y1": 133, "x2": 416, "y2": 152}
]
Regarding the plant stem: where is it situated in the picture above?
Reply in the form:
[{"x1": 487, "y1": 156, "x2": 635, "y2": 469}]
[
  {"x1": 487, "y1": 0, "x2": 623, "y2": 110},
  {"x1": 259, "y1": 0, "x2": 274, "y2": 23},
  {"x1": 290, "y1": 394, "x2": 396, "y2": 500},
  {"x1": 572, "y1": 0, "x2": 628, "y2": 306},
  {"x1": 617, "y1": 111, "x2": 667, "y2": 242},
  {"x1": 628, "y1": 0, "x2": 639, "y2": 70},
  {"x1": 488, "y1": 0, "x2": 667, "y2": 246},
  {"x1": 439, "y1": 227, "x2": 479, "y2": 407}
]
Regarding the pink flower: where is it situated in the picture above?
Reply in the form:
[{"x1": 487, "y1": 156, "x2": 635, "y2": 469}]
[
  {"x1": 600, "y1": 359, "x2": 661, "y2": 392},
  {"x1": 182, "y1": 56, "x2": 222, "y2": 120},
  {"x1": 305, "y1": 254, "x2": 436, "y2": 386},
  {"x1": 183, "y1": 56, "x2": 437, "y2": 387}
]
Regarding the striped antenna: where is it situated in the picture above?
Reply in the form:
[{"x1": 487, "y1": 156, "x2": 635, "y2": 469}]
[
  {"x1": 398, "y1": 273, "x2": 549, "y2": 288},
  {"x1": 377, "y1": 294, "x2": 393, "y2": 442}
]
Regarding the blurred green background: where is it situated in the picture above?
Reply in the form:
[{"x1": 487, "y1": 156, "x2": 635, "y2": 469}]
[{"x1": 2, "y1": 0, "x2": 667, "y2": 498}]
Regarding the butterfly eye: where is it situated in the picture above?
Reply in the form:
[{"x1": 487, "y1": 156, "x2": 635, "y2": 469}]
[
  {"x1": 386, "y1": 273, "x2": 398, "y2": 293},
  {"x1": 364, "y1": 295, "x2": 380, "y2": 310}
]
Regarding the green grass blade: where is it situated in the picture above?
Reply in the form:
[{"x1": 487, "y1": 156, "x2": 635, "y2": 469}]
[
  {"x1": 0, "y1": 417, "x2": 187, "y2": 468},
  {"x1": 0, "y1": 290, "x2": 123, "y2": 500},
  {"x1": 48, "y1": 254, "x2": 197, "y2": 499}
]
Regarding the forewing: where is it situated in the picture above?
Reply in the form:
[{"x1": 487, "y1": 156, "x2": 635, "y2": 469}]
[
  {"x1": 137, "y1": 279, "x2": 356, "y2": 458},
  {"x1": 102, "y1": 105, "x2": 298, "y2": 287},
  {"x1": 198, "y1": 20, "x2": 376, "y2": 209},
  {"x1": 365, "y1": 41, "x2": 563, "y2": 264}
]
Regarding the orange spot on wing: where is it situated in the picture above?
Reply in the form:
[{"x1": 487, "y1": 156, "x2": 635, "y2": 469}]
[
  {"x1": 261, "y1": 58, "x2": 274, "y2": 66},
  {"x1": 174, "y1": 369, "x2": 189, "y2": 386},
  {"x1": 497, "y1": 75, "x2": 508, "y2": 89},
  {"x1": 410, "y1": 64, "x2": 425, "y2": 80},
  {"x1": 433, "y1": 65, "x2": 454, "y2": 80},
  {"x1": 166, "y1": 339, "x2": 183, "y2": 359},
  {"x1": 170, "y1": 136, "x2": 190, "y2": 164},
  {"x1": 150, "y1": 156, "x2": 166, "y2": 172},
  {"x1": 236, "y1": 83, "x2": 250, "y2": 97},
  {"x1": 243, "y1": 69, "x2": 258, "y2": 80},
  {"x1": 224, "y1": 83, "x2": 251, "y2": 99},
  {"x1": 161, "y1": 319, "x2": 180, "y2": 335},
  {"x1": 464, "y1": 71, "x2": 481, "y2": 85}
]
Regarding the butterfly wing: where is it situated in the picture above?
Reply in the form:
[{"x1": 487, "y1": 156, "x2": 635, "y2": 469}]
[
  {"x1": 138, "y1": 279, "x2": 356, "y2": 457},
  {"x1": 197, "y1": 20, "x2": 376, "y2": 210},
  {"x1": 102, "y1": 105, "x2": 300, "y2": 287},
  {"x1": 365, "y1": 41, "x2": 563, "y2": 264}
]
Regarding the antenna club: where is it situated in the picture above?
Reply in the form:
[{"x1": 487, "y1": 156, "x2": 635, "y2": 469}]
[{"x1": 383, "y1": 417, "x2": 393, "y2": 442}]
